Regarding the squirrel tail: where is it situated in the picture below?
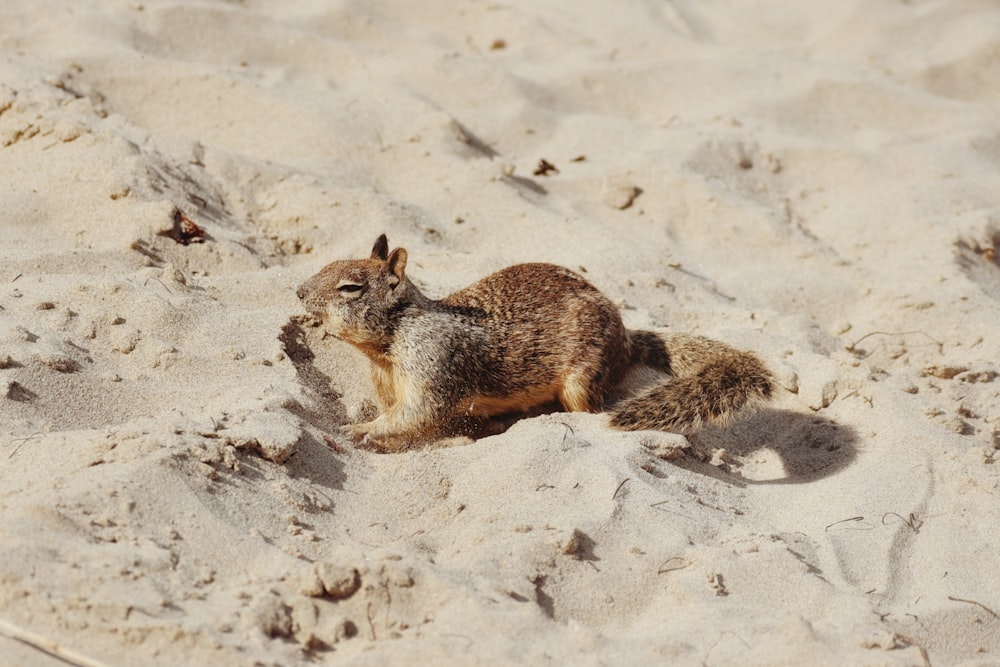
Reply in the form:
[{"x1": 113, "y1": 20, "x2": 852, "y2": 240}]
[{"x1": 609, "y1": 331, "x2": 773, "y2": 435}]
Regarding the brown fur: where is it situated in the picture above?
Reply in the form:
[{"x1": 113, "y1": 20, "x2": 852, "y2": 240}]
[{"x1": 297, "y1": 235, "x2": 773, "y2": 451}]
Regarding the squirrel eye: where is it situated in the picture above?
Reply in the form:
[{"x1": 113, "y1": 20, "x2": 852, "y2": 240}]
[{"x1": 337, "y1": 283, "x2": 363, "y2": 293}]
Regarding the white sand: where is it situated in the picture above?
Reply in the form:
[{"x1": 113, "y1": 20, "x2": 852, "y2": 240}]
[{"x1": 2, "y1": 1, "x2": 1000, "y2": 665}]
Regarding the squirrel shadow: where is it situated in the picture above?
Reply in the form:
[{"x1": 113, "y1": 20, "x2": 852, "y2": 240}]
[
  {"x1": 678, "y1": 409, "x2": 859, "y2": 485},
  {"x1": 278, "y1": 318, "x2": 350, "y2": 489},
  {"x1": 279, "y1": 318, "x2": 348, "y2": 429}
]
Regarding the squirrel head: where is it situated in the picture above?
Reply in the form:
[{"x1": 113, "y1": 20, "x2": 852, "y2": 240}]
[{"x1": 297, "y1": 234, "x2": 413, "y2": 351}]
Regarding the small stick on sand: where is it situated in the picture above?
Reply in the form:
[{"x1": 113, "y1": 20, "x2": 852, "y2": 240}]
[
  {"x1": 882, "y1": 512, "x2": 923, "y2": 533},
  {"x1": 612, "y1": 478, "x2": 630, "y2": 500},
  {"x1": 657, "y1": 557, "x2": 688, "y2": 574},
  {"x1": 845, "y1": 330, "x2": 943, "y2": 356},
  {"x1": 824, "y1": 516, "x2": 873, "y2": 531},
  {"x1": 947, "y1": 595, "x2": 1000, "y2": 620},
  {"x1": 7, "y1": 432, "x2": 43, "y2": 459},
  {"x1": 0, "y1": 617, "x2": 111, "y2": 667},
  {"x1": 365, "y1": 600, "x2": 377, "y2": 640}
]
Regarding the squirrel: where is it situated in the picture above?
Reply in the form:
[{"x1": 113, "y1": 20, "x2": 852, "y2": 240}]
[{"x1": 297, "y1": 234, "x2": 773, "y2": 451}]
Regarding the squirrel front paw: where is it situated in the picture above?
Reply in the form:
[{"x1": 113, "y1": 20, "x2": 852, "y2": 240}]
[
  {"x1": 341, "y1": 420, "x2": 398, "y2": 452},
  {"x1": 341, "y1": 424, "x2": 385, "y2": 453},
  {"x1": 343, "y1": 422, "x2": 418, "y2": 453},
  {"x1": 342, "y1": 422, "x2": 372, "y2": 441}
]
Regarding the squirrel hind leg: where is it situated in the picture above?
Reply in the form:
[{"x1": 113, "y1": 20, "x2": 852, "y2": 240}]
[{"x1": 558, "y1": 373, "x2": 604, "y2": 413}]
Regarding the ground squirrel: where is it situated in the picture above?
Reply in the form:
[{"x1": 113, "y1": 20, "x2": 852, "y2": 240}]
[{"x1": 297, "y1": 234, "x2": 773, "y2": 451}]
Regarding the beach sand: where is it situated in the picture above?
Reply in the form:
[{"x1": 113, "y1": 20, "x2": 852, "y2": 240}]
[{"x1": 2, "y1": 1, "x2": 1000, "y2": 665}]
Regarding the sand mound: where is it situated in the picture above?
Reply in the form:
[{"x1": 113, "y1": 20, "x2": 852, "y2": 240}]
[{"x1": 3, "y1": 2, "x2": 1000, "y2": 665}]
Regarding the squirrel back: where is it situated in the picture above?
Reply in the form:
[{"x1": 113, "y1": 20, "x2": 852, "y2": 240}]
[{"x1": 297, "y1": 234, "x2": 773, "y2": 450}]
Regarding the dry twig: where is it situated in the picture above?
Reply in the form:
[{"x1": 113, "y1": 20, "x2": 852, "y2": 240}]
[
  {"x1": 947, "y1": 595, "x2": 1000, "y2": 620},
  {"x1": 0, "y1": 617, "x2": 110, "y2": 667}
]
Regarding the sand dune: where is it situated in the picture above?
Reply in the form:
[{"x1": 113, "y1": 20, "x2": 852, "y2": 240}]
[{"x1": 3, "y1": 1, "x2": 1000, "y2": 665}]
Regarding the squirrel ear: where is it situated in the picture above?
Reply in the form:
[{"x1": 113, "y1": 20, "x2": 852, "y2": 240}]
[
  {"x1": 386, "y1": 247, "x2": 407, "y2": 286},
  {"x1": 371, "y1": 234, "x2": 389, "y2": 260}
]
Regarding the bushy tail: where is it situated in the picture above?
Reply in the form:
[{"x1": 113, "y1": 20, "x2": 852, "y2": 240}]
[{"x1": 609, "y1": 332, "x2": 773, "y2": 435}]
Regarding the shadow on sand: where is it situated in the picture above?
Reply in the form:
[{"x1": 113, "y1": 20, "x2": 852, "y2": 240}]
[
  {"x1": 278, "y1": 317, "x2": 350, "y2": 490},
  {"x1": 676, "y1": 408, "x2": 859, "y2": 485}
]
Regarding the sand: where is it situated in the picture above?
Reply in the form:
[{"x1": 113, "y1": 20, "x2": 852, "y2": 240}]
[{"x1": 2, "y1": 1, "x2": 1000, "y2": 665}]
